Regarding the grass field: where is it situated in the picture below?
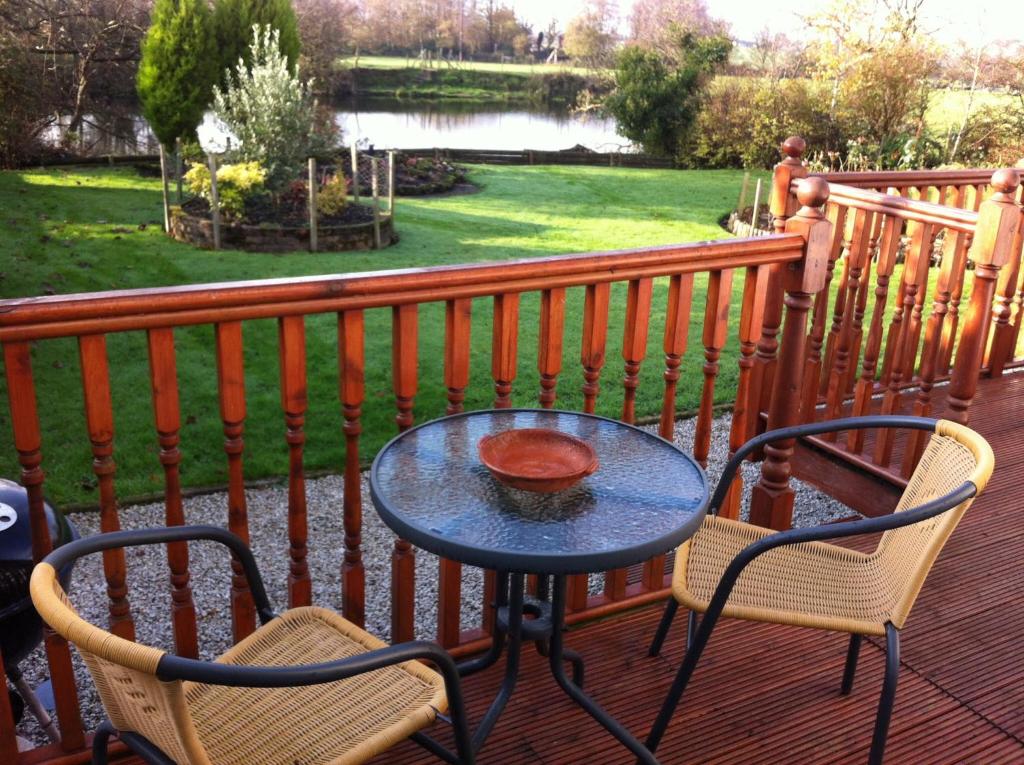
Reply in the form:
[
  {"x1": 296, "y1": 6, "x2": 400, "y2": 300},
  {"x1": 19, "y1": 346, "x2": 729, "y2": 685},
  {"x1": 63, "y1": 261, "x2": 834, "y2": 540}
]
[
  {"x1": 925, "y1": 88, "x2": 1017, "y2": 130},
  {"x1": 339, "y1": 55, "x2": 598, "y2": 77},
  {"x1": 0, "y1": 163, "x2": 761, "y2": 506}
]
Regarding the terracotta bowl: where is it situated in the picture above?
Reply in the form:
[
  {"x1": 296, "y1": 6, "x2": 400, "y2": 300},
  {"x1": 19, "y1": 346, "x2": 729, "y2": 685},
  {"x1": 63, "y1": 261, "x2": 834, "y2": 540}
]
[{"x1": 477, "y1": 428, "x2": 599, "y2": 493}]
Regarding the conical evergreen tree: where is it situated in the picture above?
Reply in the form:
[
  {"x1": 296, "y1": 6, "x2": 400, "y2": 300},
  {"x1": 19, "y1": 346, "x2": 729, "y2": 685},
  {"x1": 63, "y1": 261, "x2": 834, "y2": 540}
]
[
  {"x1": 137, "y1": 0, "x2": 218, "y2": 147},
  {"x1": 213, "y1": 0, "x2": 301, "y2": 85}
]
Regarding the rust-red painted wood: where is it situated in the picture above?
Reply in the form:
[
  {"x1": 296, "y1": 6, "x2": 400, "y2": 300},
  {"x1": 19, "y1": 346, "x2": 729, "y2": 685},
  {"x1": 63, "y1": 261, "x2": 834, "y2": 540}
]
[
  {"x1": 986, "y1": 209, "x2": 1024, "y2": 376},
  {"x1": 620, "y1": 278, "x2": 653, "y2": 425},
  {"x1": 2, "y1": 342, "x2": 85, "y2": 751},
  {"x1": 579, "y1": 282, "x2": 610, "y2": 415},
  {"x1": 693, "y1": 270, "x2": 733, "y2": 467},
  {"x1": 819, "y1": 210, "x2": 855, "y2": 397},
  {"x1": 658, "y1": 273, "x2": 694, "y2": 440},
  {"x1": 537, "y1": 288, "x2": 565, "y2": 408},
  {"x1": 214, "y1": 321, "x2": 255, "y2": 642},
  {"x1": 491, "y1": 293, "x2": 519, "y2": 408},
  {"x1": 844, "y1": 213, "x2": 881, "y2": 395},
  {"x1": 391, "y1": 304, "x2": 418, "y2": 643},
  {"x1": 78, "y1": 334, "x2": 134, "y2": 641},
  {"x1": 939, "y1": 186, "x2": 981, "y2": 374},
  {"x1": 145, "y1": 328, "x2": 199, "y2": 659},
  {"x1": 278, "y1": 315, "x2": 312, "y2": 608},
  {"x1": 0, "y1": 649, "x2": 18, "y2": 762},
  {"x1": 338, "y1": 310, "x2": 366, "y2": 628}
]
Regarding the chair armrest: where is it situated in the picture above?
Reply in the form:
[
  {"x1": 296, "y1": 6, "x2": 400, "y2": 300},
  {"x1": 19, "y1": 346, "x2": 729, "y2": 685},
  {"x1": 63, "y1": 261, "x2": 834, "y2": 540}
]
[
  {"x1": 708, "y1": 415, "x2": 938, "y2": 515},
  {"x1": 699, "y1": 479, "x2": 976, "y2": 627},
  {"x1": 41, "y1": 525, "x2": 276, "y2": 625}
]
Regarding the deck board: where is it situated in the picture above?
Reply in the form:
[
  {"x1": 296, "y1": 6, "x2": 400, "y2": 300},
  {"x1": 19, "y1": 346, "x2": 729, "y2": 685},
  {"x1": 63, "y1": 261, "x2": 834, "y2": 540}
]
[{"x1": 372, "y1": 374, "x2": 1024, "y2": 764}]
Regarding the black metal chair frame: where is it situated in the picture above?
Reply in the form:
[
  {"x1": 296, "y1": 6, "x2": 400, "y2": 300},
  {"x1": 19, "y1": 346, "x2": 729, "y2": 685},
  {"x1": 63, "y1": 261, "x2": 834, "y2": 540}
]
[
  {"x1": 643, "y1": 415, "x2": 979, "y2": 765},
  {"x1": 41, "y1": 526, "x2": 476, "y2": 765}
]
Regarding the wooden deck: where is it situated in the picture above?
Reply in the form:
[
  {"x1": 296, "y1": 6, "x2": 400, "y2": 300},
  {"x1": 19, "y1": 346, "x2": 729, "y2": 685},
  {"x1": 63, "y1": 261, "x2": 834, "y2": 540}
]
[{"x1": 372, "y1": 374, "x2": 1024, "y2": 764}]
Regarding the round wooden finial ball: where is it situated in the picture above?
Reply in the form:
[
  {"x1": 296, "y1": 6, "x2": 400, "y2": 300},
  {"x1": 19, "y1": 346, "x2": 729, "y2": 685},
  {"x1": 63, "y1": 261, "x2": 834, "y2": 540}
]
[
  {"x1": 797, "y1": 177, "x2": 829, "y2": 208},
  {"x1": 990, "y1": 168, "x2": 1020, "y2": 193},
  {"x1": 781, "y1": 136, "x2": 807, "y2": 159}
]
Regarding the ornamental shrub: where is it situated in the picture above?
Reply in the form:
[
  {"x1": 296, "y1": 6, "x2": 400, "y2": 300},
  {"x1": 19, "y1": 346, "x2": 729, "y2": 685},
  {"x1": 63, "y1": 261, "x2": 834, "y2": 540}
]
[
  {"x1": 184, "y1": 160, "x2": 267, "y2": 219},
  {"x1": 137, "y1": 0, "x2": 219, "y2": 147},
  {"x1": 213, "y1": 26, "x2": 331, "y2": 192},
  {"x1": 213, "y1": 0, "x2": 300, "y2": 86},
  {"x1": 317, "y1": 174, "x2": 348, "y2": 217}
]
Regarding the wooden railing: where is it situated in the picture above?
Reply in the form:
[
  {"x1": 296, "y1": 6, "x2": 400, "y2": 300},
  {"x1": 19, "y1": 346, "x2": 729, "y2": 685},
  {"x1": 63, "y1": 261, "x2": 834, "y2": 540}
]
[
  {"x1": 754, "y1": 140, "x2": 1024, "y2": 492},
  {"x1": 0, "y1": 178, "x2": 834, "y2": 762}
]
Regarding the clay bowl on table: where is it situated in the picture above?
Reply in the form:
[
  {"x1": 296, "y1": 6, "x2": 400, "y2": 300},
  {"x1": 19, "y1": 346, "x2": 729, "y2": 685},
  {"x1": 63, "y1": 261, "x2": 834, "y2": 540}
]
[{"x1": 477, "y1": 428, "x2": 599, "y2": 493}]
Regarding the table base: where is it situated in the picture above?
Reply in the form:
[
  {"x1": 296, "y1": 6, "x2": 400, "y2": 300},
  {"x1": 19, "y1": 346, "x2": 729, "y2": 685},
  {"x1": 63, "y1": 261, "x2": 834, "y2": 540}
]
[{"x1": 458, "y1": 572, "x2": 660, "y2": 764}]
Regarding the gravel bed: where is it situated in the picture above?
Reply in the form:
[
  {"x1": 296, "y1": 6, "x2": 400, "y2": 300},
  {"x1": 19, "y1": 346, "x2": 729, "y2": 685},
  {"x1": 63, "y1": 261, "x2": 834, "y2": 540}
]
[{"x1": 14, "y1": 411, "x2": 853, "y2": 748}]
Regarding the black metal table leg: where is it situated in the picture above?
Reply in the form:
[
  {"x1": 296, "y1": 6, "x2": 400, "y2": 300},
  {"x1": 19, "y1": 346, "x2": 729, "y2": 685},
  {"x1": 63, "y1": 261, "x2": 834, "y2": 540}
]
[
  {"x1": 547, "y1": 575, "x2": 661, "y2": 765},
  {"x1": 458, "y1": 571, "x2": 510, "y2": 678}
]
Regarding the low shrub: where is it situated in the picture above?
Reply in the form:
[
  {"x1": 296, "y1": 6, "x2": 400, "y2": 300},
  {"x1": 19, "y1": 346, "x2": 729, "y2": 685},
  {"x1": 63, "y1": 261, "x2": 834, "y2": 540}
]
[
  {"x1": 317, "y1": 174, "x2": 348, "y2": 217},
  {"x1": 184, "y1": 160, "x2": 267, "y2": 219}
]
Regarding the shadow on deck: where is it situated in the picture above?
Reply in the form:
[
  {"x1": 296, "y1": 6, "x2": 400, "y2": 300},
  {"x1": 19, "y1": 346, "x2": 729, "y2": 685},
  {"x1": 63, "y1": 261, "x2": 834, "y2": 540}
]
[{"x1": 375, "y1": 375, "x2": 1024, "y2": 764}]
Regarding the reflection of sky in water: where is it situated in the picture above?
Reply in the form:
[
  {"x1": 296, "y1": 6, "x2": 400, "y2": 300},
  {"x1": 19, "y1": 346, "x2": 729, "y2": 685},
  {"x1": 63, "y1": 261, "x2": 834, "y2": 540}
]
[{"x1": 46, "y1": 101, "x2": 628, "y2": 156}]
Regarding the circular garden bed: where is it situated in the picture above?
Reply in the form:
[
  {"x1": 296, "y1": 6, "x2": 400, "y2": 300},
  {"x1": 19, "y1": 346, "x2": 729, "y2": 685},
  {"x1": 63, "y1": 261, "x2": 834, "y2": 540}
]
[{"x1": 170, "y1": 197, "x2": 396, "y2": 252}]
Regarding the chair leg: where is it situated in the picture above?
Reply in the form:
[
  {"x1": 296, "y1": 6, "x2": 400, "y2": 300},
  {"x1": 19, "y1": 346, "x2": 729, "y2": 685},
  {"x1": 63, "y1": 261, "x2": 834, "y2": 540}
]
[
  {"x1": 841, "y1": 634, "x2": 862, "y2": 695},
  {"x1": 647, "y1": 598, "x2": 678, "y2": 657},
  {"x1": 686, "y1": 610, "x2": 698, "y2": 650},
  {"x1": 92, "y1": 720, "x2": 115, "y2": 765},
  {"x1": 869, "y1": 624, "x2": 900, "y2": 765}
]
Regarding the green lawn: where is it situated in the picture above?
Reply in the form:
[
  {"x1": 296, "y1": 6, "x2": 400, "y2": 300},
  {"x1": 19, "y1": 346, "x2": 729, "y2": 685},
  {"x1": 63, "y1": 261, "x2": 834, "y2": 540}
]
[
  {"x1": 339, "y1": 55, "x2": 599, "y2": 77},
  {"x1": 0, "y1": 164, "x2": 759, "y2": 506},
  {"x1": 925, "y1": 89, "x2": 1017, "y2": 130}
]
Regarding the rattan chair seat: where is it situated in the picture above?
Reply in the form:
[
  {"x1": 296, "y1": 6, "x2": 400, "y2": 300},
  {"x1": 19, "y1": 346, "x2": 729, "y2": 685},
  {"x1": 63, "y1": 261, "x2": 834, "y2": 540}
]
[{"x1": 183, "y1": 607, "x2": 447, "y2": 765}]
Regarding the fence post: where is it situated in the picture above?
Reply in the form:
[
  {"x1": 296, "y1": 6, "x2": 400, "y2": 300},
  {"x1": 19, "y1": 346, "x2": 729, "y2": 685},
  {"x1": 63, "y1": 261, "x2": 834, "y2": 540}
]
[
  {"x1": 387, "y1": 150, "x2": 396, "y2": 221},
  {"x1": 371, "y1": 156, "x2": 382, "y2": 249},
  {"x1": 986, "y1": 169, "x2": 1024, "y2": 376},
  {"x1": 208, "y1": 153, "x2": 221, "y2": 251},
  {"x1": 350, "y1": 144, "x2": 360, "y2": 202},
  {"x1": 308, "y1": 157, "x2": 318, "y2": 253},
  {"x1": 158, "y1": 144, "x2": 171, "y2": 232},
  {"x1": 748, "y1": 178, "x2": 763, "y2": 237},
  {"x1": 737, "y1": 171, "x2": 750, "y2": 216},
  {"x1": 749, "y1": 177, "x2": 833, "y2": 530},
  {"x1": 947, "y1": 169, "x2": 1021, "y2": 424},
  {"x1": 747, "y1": 136, "x2": 808, "y2": 445},
  {"x1": 175, "y1": 136, "x2": 183, "y2": 204}
]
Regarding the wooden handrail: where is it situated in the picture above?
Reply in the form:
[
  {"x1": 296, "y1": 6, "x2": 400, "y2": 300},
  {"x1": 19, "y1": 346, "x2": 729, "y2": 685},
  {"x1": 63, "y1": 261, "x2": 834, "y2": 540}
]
[
  {"x1": 816, "y1": 168, "x2": 999, "y2": 187},
  {"x1": 821, "y1": 182, "x2": 979, "y2": 233}
]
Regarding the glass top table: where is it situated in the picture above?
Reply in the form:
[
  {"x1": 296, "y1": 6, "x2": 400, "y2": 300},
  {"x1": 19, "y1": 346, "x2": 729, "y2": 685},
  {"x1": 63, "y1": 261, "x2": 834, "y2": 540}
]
[
  {"x1": 370, "y1": 409, "x2": 709, "y2": 576},
  {"x1": 370, "y1": 409, "x2": 709, "y2": 764}
]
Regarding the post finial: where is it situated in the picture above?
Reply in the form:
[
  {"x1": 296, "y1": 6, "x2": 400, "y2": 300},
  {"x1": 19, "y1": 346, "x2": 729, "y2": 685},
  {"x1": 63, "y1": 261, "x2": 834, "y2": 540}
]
[
  {"x1": 990, "y1": 168, "x2": 1020, "y2": 199},
  {"x1": 795, "y1": 177, "x2": 829, "y2": 214},
  {"x1": 781, "y1": 136, "x2": 806, "y2": 161}
]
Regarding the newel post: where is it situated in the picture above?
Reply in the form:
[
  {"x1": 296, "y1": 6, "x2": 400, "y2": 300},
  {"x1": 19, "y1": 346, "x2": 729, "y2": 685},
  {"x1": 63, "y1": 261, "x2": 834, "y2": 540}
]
[
  {"x1": 947, "y1": 169, "x2": 1021, "y2": 424},
  {"x1": 749, "y1": 178, "x2": 833, "y2": 530},
  {"x1": 748, "y1": 137, "x2": 809, "y2": 442}
]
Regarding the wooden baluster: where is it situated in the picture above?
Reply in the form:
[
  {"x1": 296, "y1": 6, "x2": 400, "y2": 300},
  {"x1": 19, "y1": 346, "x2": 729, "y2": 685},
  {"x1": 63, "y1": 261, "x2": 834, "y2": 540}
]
[
  {"x1": 722, "y1": 265, "x2": 770, "y2": 519},
  {"x1": 338, "y1": 310, "x2": 366, "y2": 627},
  {"x1": 819, "y1": 210, "x2": 855, "y2": 396},
  {"x1": 903, "y1": 229, "x2": 964, "y2": 475},
  {"x1": 439, "y1": 299, "x2": 471, "y2": 646},
  {"x1": 749, "y1": 179, "x2": 833, "y2": 530},
  {"x1": 621, "y1": 278, "x2": 653, "y2": 424},
  {"x1": 939, "y1": 187, "x2": 980, "y2": 374},
  {"x1": 599, "y1": 278, "x2": 655, "y2": 601},
  {"x1": 537, "y1": 288, "x2": 566, "y2": 408},
  {"x1": 146, "y1": 328, "x2": 198, "y2": 659},
  {"x1": 800, "y1": 203, "x2": 847, "y2": 421},
  {"x1": 580, "y1": 282, "x2": 610, "y2": 414},
  {"x1": 823, "y1": 209, "x2": 872, "y2": 434},
  {"x1": 391, "y1": 303, "x2": 418, "y2": 642},
  {"x1": 750, "y1": 136, "x2": 808, "y2": 442},
  {"x1": 658, "y1": 274, "x2": 695, "y2": 440},
  {"x1": 278, "y1": 315, "x2": 312, "y2": 608},
  {"x1": 694, "y1": 270, "x2": 734, "y2": 466},
  {"x1": 0, "y1": 649, "x2": 19, "y2": 761},
  {"x1": 986, "y1": 206, "x2": 1024, "y2": 376},
  {"x1": 947, "y1": 170, "x2": 1021, "y2": 425},
  {"x1": 1008, "y1": 264, "x2": 1024, "y2": 365},
  {"x1": 878, "y1": 277, "x2": 907, "y2": 386},
  {"x1": 844, "y1": 213, "x2": 881, "y2": 394},
  {"x1": 492, "y1": 293, "x2": 519, "y2": 407},
  {"x1": 873, "y1": 224, "x2": 933, "y2": 467},
  {"x1": 214, "y1": 321, "x2": 255, "y2": 642},
  {"x1": 78, "y1": 334, "x2": 135, "y2": 640},
  {"x1": 847, "y1": 215, "x2": 901, "y2": 454},
  {"x1": 2, "y1": 342, "x2": 85, "y2": 749},
  {"x1": 901, "y1": 224, "x2": 940, "y2": 383}
]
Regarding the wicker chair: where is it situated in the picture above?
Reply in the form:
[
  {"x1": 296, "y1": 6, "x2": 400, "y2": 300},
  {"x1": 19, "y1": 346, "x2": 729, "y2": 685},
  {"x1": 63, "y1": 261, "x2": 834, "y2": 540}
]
[
  {"x1": 30, "y1": 525, "x2": 475, "y2": 765},
  {"x1": 644, "y1": 416, "x2": 994, "y2": 765}
]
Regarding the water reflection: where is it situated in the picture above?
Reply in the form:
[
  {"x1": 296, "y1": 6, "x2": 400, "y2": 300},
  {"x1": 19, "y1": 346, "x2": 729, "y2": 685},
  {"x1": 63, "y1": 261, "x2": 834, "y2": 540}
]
[{"x1": 44, "y1": 96, "x2": 627, "y2": 157}]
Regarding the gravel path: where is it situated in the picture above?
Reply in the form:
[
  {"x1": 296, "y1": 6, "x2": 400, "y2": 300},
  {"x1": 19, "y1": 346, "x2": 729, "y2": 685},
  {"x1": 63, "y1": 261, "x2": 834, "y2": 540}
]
[{"x1": 14, "y1": 412, "x2": 853, "y2": 747}]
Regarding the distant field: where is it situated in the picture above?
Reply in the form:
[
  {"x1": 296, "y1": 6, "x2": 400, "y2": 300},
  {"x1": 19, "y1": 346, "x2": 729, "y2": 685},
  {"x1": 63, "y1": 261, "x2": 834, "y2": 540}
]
[
  {"x1": 339, "y1": 55, "x2": 599, "y2": 77},
  {"x1": 925, "y1": 89, "x2": 1017, "y2": 130}
]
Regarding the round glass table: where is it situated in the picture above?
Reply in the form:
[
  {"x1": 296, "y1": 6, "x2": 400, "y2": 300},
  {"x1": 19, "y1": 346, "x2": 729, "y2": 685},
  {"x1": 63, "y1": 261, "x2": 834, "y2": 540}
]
[{"x1": 370, "y1": 409, "x2": 709, "y2": 763}]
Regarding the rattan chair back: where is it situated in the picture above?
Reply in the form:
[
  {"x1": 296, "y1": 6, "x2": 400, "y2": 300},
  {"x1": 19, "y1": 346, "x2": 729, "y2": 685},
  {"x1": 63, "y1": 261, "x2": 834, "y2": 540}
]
[{"x1": 873, "y1": 420, "x2": 993, "y2": 628}]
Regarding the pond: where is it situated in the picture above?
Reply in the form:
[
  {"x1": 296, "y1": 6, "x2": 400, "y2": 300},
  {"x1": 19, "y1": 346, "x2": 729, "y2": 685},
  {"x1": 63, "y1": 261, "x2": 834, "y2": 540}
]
[{"x1": 45, "y1": 97, "x2": 628, "y2": 157}]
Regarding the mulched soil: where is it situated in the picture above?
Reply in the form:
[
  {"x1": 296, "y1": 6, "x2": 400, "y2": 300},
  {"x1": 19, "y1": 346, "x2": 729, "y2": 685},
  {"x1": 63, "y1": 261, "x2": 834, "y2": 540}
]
[{"x1": 181, "y1": 196, "x2": 376, "y2": 227}]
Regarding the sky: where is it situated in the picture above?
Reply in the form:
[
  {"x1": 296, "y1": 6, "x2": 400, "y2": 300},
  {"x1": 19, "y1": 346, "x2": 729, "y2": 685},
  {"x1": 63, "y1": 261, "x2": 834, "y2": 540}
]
[{"x1": 510, "y1": 0, "x2": 1024, "y2": 46}]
